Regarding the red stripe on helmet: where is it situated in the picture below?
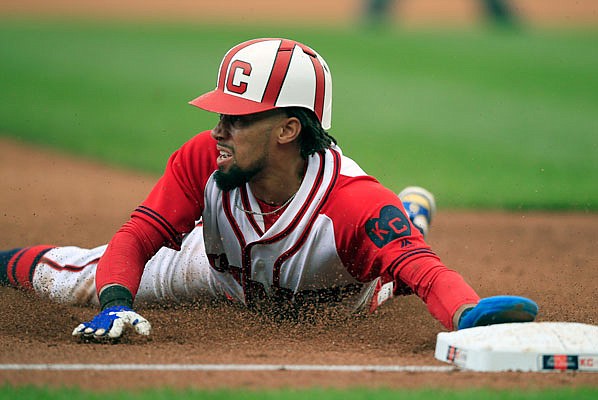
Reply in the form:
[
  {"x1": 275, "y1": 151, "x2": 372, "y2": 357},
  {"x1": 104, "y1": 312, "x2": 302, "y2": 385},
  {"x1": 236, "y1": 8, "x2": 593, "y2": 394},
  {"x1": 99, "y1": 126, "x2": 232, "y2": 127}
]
[
  {"x1": 262, "y1": 39, "x2": 295, "y2": 105},
  {"x1": 297, "y1": 43, "x2": 326, "y2": 123}
]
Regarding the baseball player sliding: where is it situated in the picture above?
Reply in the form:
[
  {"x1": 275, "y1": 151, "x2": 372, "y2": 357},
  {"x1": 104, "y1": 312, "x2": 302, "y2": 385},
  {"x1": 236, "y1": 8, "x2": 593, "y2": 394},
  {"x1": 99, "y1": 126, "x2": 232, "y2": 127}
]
[{"x1": 0, "y1": 38, "x2": 538, "y2": 340}]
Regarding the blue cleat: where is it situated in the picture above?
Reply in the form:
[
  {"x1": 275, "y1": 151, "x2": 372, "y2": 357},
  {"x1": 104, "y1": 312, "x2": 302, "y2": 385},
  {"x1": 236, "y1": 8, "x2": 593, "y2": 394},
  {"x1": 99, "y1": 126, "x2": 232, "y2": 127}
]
[
  {"x1": 458, "y1": 295, "x2": 538, "y2": 330},
  {"x1": 398, "y1": 186, "x2": 436, "y2": 239}
]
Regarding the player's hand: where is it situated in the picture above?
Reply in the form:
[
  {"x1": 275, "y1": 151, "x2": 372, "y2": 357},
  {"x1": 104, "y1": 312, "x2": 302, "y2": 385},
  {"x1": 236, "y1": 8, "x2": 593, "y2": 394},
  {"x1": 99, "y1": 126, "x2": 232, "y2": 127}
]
[{"x1": 72, "y1": 305, "x2": 151, "y2": 340}]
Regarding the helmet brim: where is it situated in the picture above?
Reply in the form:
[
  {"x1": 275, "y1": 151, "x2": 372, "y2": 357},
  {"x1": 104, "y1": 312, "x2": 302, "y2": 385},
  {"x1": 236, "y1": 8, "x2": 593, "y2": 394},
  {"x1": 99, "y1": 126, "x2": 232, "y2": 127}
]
[{"x1": 189, "y1": 89, "x2": 276, "y2": 116}]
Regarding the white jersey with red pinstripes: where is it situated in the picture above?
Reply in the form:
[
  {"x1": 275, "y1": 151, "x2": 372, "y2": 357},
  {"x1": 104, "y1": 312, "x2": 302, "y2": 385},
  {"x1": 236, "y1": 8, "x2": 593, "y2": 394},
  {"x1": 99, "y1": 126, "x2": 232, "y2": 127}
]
[
  {"x1": 202, "y1": 144, "x2": 368, "y2": 307},
  {"x1": 200, "y1": 141, "x2": 442, "y2": 314}
]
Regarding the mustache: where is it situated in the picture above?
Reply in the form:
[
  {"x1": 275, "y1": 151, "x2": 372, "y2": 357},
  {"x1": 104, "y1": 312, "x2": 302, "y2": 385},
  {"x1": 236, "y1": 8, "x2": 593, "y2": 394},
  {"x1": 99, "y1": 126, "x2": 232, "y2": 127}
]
[{"x1": 217, "y1": 144, "x2": 234, "y2": 152}]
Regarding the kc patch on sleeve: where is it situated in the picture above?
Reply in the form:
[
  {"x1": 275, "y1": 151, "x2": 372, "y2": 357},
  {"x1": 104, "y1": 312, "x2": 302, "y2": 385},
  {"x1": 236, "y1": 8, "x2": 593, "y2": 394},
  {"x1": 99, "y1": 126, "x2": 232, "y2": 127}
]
[{"x1": 365, "y1": 205, "x2": 412, "y2": 248}]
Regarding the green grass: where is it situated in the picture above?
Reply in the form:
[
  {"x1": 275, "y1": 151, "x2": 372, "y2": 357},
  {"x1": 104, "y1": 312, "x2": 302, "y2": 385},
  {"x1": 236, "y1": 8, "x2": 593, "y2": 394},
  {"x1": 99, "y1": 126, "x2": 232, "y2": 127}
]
[
  {"x1": 1, "y1": 386, "x2": 597, "y2": 400},
  {"x1": 0, "y1": 18, "x2": 597, "y2": 210}
]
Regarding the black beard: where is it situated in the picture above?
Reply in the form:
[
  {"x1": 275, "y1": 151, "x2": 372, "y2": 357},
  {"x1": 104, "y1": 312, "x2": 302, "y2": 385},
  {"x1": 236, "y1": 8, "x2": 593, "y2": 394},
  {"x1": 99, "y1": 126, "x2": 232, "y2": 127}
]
[{"x1": 214, "y1": 164, "x2": 260, "y2": 192}]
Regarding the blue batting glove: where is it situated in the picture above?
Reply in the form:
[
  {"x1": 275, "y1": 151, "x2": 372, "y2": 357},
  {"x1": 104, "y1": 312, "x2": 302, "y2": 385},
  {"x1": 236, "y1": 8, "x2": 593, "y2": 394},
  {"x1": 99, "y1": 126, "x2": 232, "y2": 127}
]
[
  {"x1": 72, "y1": 305, "x2": 151, "y2": 339},
  {"x1": 458, "y1": 295, "x2": 538, "y2": 330}
]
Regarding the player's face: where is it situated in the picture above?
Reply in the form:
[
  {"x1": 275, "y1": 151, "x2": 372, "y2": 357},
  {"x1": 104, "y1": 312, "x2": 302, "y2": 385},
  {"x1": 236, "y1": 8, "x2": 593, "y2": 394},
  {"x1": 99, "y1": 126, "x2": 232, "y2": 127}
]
[{"x1": 211, "y1": 110, "x2": 286, "y2": 191}]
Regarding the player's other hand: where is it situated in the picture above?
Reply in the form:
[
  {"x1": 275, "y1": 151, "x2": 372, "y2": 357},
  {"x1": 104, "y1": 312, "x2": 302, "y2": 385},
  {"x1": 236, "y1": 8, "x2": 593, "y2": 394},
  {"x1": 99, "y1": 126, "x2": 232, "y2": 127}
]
[{"x1": 72, "y1": 305, "x2": 151, "y2": 340}]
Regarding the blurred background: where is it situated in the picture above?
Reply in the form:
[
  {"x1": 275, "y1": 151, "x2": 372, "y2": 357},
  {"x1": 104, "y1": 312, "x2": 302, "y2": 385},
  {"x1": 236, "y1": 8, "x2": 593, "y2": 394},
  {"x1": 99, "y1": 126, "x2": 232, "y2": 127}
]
[
  {"x1": 1, "y1": 1, "x2": 597, "y2": 210},
  {"x1": 2, "y1": 0, "x2": 598, "y2": 27}
]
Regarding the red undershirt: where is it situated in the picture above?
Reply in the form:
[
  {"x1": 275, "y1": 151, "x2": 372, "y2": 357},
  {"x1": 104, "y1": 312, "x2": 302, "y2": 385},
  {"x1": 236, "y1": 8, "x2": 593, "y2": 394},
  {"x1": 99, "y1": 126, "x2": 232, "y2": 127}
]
[{"x1": 255, "y1": 198, "x2": 291, "y2": 231}]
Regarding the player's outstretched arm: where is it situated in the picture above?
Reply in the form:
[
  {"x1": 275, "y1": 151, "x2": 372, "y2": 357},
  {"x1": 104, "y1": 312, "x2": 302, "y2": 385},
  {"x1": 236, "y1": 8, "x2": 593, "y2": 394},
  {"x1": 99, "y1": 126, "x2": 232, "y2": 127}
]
[{"x1": 72, "y1": 284, "x2": 151, "y2": 340}]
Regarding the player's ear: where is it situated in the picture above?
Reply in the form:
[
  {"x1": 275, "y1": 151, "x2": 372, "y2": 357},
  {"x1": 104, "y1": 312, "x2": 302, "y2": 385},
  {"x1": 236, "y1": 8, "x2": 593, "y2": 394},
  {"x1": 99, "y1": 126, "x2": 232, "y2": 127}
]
[{"x1": 277, "y1": 117, "x2": 301, "y2": 145}]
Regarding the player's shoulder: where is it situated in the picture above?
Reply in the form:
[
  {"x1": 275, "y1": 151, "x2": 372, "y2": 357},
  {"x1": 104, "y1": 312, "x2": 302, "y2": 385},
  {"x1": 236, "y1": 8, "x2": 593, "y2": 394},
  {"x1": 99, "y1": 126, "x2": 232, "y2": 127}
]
[
  {"x1": 334, "y1": 174, "x2": 398, "y2": 204},
  {"x1": 333, "y1": 150, "x2": 381, "y2": 191},
  {"x1": 338, "y1": 153, "x2": 368, "y2": 178},
  {"x1": 331, "y1": 156, "x2": 399, "y2": 210},
  {"x1": 328, "y1": 145, "x2": 368, "y2": 178}
]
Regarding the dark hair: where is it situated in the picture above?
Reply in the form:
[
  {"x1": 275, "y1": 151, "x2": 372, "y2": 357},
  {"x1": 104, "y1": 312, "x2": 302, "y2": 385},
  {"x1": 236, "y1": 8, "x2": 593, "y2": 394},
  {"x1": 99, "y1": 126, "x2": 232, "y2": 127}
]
[{"x1": 283, "y1": 107, "x2": 337, "y2": 159}]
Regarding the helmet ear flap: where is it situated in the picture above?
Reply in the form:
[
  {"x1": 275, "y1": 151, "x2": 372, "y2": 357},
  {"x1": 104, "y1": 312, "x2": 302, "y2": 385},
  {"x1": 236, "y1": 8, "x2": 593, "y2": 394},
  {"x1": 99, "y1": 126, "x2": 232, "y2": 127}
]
[{"x1": 189, "y1": 38, "x2": 333, "y2": 130}]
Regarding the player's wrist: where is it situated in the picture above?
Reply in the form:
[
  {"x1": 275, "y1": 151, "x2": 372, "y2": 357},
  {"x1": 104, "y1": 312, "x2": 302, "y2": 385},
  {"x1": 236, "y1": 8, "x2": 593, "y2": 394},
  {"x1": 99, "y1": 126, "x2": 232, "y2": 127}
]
[{"x1": 99, "y1": 284, "x2": 133, "y2": 310}]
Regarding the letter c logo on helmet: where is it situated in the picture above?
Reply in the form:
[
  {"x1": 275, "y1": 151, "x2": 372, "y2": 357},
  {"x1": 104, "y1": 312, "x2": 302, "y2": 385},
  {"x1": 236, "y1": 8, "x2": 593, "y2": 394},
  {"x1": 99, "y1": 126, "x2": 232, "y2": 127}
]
[
  {"x1": 226, "y1": 60, "x2": 252, "y2": 94},
  {"x1": 189, "y1": 38, "x2": 333, "y2": 130}
]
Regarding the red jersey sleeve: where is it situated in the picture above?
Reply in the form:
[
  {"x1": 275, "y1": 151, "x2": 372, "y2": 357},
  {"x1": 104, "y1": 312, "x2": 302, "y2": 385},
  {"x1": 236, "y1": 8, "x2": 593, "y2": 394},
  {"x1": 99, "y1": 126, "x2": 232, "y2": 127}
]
[
  {"x1": 95, "y1": 131, "x2": 219, "y2": 296},
  {"x1": 326, "y1": 176, "x2": 479, "y2": 329},
  {"x1": 326, "y1": 175, "x2": 434, "y2": 287}
]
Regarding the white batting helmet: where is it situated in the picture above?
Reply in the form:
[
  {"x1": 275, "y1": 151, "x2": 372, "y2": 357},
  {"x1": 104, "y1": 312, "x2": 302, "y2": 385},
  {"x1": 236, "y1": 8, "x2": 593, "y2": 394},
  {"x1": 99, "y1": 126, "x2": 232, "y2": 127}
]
[{"x1": 189, "y1": 38, "x2": 333, "y2": 129}]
